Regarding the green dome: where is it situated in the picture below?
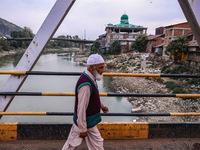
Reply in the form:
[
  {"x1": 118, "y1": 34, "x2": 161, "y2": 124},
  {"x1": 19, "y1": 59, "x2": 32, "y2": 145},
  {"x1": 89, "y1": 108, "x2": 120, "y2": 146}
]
[
  {"x1": 121, "y1": 14, "x2": 129, "y2": 20},
  {"x1": 121, "y1": 14, "x2": 129, "y2": 23}
]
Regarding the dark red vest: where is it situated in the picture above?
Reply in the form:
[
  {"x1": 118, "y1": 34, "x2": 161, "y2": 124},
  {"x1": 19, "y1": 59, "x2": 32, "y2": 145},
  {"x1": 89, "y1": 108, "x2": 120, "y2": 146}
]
[{"x1": 73, "y1": 72, "x2": 101, "y2": 128}]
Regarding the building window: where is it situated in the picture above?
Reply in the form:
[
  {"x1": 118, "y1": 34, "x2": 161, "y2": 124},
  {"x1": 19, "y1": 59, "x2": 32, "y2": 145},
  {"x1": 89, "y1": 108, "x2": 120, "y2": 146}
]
[
  {"x1": 114, "y1": 35, "x2": 118, "y2": 39},
  {"x1": 120, "y1": 35, "x2": 123, "y2": 39},
  {"x1": 129, "y1": 35, "x2": 132, "y2": 39}
]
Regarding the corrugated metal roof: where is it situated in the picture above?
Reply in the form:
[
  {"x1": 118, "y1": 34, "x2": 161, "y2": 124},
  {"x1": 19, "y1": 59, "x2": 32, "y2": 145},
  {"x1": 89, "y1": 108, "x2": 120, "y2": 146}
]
[{"x1": 148, "y1": 34, "x2": 164, "y2": 40}]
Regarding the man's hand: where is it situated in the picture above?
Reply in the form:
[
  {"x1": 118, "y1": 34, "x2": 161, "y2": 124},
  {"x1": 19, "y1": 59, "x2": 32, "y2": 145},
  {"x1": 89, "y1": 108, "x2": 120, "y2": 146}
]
[
  {"x1": 102, "y1": 106, "x2": 109, "y2": 113},
  {"x1": 79, "y1": 131, "x2": 88, "y2": 138}
]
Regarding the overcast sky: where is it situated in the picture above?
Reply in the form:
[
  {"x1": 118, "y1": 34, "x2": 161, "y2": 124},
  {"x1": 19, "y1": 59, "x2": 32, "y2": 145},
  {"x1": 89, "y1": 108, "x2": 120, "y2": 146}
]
[{"x1": 0, "y1": 0, "x2": 187, "y2": 40}]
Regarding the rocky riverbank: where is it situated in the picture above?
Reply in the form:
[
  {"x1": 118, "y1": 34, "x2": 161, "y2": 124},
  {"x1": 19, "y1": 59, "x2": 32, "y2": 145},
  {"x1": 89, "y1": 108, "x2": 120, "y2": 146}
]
[
  {"x1": 74, "y1": 55, "x2": 88, "y2": 64},
  {"x1": 0, "y1": 49, "x2": 25, "y2": 58},
  {"x1": 0, "y1": 47, "x2": 81, "y2": 58},
  {"x1": 111, "y1": 75, "x2": 200, "y2": 122},
  {"x1": 106, "y1": 53, "x2": 200, "y2": 122},
  {"x1": 72, "y1": 53, "x2": 200, "y2": 122}
]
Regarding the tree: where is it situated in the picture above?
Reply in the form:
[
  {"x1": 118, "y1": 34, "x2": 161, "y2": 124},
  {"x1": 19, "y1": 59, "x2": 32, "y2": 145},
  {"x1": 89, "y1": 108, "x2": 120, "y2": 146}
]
[
  {"x1": 165, "y1": 37, "x2": 188, "y2": 63},
  {"x1": 72, "y1": 35, "x2": 80, "y2": 47},
  {"x1": 22, "y1": 27, "x2": 34, "y2": 38},
  {"x1": 131, "y1": 35, "x2": 148, "y2": 52},
  {"x1": 11, "y1": 27, "x2": 34, "y2": 38},
  {"x1": 108, "y1": 40, "x2": 121, "y2": 55},
  {"x1": 0, "y1": 39, "x2": 9, "y2": 51},
  {"x1": 91, "y1": 41, "x2": 100, "y2": 54},
  {"x1": 10, "y1": 26, "x2": 34, "y2": 48}
]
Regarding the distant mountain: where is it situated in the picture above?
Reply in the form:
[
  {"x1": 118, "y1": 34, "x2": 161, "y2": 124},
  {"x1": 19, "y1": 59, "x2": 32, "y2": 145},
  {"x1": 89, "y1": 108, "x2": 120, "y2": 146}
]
[{"x1": 0, "y1": 17, "x2": 22, "y2": 37}]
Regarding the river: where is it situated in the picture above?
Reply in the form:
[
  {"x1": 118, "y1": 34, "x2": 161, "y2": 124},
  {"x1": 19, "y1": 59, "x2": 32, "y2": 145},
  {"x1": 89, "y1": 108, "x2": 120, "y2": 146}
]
[{"x1": 0, "y1": 51, "x2": 134, "y2": 123}]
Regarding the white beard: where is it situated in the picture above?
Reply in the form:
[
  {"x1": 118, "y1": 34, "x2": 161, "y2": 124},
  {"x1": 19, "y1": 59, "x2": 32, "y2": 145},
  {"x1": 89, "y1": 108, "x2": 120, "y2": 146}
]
[{"x1": 93, "y1": 69, "x2": 103, "y2": 81}]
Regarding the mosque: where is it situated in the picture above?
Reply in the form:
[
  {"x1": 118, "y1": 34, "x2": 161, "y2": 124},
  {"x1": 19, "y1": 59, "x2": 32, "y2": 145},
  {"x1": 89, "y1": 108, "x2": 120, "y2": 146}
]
[{"x1": 98, "y1": 14, "x2": 148, "y2": 52}]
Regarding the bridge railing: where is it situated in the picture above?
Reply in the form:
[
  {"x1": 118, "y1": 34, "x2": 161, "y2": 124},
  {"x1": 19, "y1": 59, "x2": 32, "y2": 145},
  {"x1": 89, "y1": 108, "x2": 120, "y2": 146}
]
[{"x1": 0, "y1": 71, "x2": 200, "y2": 117}]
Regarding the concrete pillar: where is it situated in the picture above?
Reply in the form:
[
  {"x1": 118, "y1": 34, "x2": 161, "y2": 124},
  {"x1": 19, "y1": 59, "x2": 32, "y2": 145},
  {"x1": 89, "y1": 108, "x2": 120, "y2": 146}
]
[
  {"x1": 80, "y1": 43, "x2": 83, "y2": 52},
  {"x1": 172, "y1": 29, "x2": 174, "y2": 40}
]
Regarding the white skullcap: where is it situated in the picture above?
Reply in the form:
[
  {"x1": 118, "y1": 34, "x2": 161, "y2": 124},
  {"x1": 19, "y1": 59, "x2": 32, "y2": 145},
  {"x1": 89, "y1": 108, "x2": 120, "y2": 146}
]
[{"x1": 87, "y1": 54, "x2": 105, "y2": 65}]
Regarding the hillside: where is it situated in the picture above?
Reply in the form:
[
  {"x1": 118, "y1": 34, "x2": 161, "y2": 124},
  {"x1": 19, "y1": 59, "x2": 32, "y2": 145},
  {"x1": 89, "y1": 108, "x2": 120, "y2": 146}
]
[{"x1": 0, "y1": 17, "x2": 22, "y2": 37}]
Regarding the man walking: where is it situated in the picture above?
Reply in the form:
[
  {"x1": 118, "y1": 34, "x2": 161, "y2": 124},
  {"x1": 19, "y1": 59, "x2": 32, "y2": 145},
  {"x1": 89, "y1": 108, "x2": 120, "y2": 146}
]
[{"x1": 62, "y1": 54, "x2": 109, "y2": 150}]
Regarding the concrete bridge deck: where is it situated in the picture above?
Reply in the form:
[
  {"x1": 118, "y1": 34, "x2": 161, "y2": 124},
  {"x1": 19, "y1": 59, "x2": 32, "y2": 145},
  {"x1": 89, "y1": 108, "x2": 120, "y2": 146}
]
[{"x1": 1, "y1": 138, "x2": 200, "y2": 150}]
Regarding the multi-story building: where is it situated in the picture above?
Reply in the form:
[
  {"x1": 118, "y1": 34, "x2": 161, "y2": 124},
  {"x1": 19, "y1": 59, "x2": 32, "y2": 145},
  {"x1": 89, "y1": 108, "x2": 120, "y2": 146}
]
[
  {"x1": 146, "y1": 34, "x2": 165, "y2": 55},
  {"x1": 97, "y1": 34, "x2": 106, "y2": 52},
  {"x1": 147, "y1": 22, "x2": 200, "y2": 70},
  {"x1": 163, "y1": 22, "x2": 192, "y2": 56},
  {"x1": 155, "y1": 27, "x2": 165, "y2": 35},
  {"x1": 101, "y1": 14, "x2": 147, "y2": 52}
]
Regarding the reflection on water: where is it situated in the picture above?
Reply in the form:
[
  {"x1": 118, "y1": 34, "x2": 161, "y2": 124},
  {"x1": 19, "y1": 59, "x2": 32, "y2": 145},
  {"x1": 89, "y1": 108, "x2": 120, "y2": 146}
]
[
  {"x1": 0, "y1": 51, "x2": 134, "y2": 123},
  {"x1": 0, "y1": 53, "x2": 23, "y2": 68}
]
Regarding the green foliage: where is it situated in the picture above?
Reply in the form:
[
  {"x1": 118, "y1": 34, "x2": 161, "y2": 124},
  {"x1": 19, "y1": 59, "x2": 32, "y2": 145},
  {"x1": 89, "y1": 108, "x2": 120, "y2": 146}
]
[
  {"x1": 165, "y1": 81, "x2": 187, "y2": 94},
  {"x1": 107, "y1": 40, "x2": 121, "y2": 55},
  {"x1": 164, "y1": 69, "x2": 172, "y2": 74},
  {"x1": 156, "y1": 77, "x2": 164, "y2": 83},
  {"x1": 49, "y1": 35, "x2": 80, "y2": 48},
  {"x1": 0, "y1": 39, "x2": 9, "y2": 51},
  {"x1": 164, "y1": 81, "x2": 180, "y2": 90},
  {"x1": 172, "y1": 87, "x2": 187, "y2": 94},
  {"x1": 10, "y1": 26, "x2": 34, "y2": 48},
  {"x1": 165, "y1": 37, "x2": 188, "y2": 63},
  {"x1": 187, "y1": 78, "x2": 200, "y2": 85},
  {"x1": 161, "y1": 65, "x2": 169, "y2": 73},
  {"x1": 91, "y1": 41, "x2": 100, "y2": 54},
  {"x1": 170, "y1": 66, "x2": 189, "y2": 74},
  {"x1": 11, "y1": 27, "x2": 34, "y2": 38},
  {"x1": 131, "y1": 35, "x2": 148, "y2": 52},
  {"x1": 56, "y1": 35, "x2": 72, "y2": 48},
  {"x1": 163, "y1": 65, "x2": 189, "y2": 74}
]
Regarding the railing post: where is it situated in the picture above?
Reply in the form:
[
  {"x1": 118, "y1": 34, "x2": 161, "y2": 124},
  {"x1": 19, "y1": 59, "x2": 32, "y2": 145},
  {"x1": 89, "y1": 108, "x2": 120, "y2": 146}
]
[{"x1": 0, "y1": 0, "x2": 76, "y2": 113}]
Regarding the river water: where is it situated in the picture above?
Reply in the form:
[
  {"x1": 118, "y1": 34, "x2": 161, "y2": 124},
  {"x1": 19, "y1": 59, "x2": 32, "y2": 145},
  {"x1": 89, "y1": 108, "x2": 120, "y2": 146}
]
[{"x1": 0, "y1": 51, "x2": 133, "y2": 123}]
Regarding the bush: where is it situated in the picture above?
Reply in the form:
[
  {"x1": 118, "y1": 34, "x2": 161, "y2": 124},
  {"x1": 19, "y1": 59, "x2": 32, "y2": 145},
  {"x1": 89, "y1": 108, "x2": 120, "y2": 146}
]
[
  {"x1": 172, "y1": 87, "x2": 187, "y2": 94},
  {"x1": 164, "y1": 81, "x2": 180, "y2": 90},
  {"x1": 170, "y1": 66, "x2": 189, "y2": 74},
  {"x1": 0, "y1": 39, "x2": 9, "y2": 51},
  {"x1": 161, "y1": 65, "x2": 169, "y2": 73},
  {"x1": 187, "y1": 78, "x2": 200, "y2": 85},
  {"x1": 164, "y1": 69, "x2": 172, "y2": 74},
  {"x1": 156, "y1": 77, "x2": 164, "y2": 83}
]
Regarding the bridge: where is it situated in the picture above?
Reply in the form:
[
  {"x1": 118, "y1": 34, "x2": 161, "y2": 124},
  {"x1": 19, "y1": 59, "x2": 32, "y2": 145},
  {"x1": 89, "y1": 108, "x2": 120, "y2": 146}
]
[
  {"x1": 7, "y1": 37, "x2": 95, "y2": 52},
  {"x1": 7, "y1": 37, "x2": 95, "y2": 44},
  {"x1": 0, "y1": 0, "x2": 200, "y2": 149}
]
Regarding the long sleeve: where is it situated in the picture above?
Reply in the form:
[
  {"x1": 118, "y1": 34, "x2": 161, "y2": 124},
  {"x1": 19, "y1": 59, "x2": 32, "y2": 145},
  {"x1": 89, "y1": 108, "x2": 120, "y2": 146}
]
[{"x1": 77, "y1": 85, "x2": 90, "y2": 133}]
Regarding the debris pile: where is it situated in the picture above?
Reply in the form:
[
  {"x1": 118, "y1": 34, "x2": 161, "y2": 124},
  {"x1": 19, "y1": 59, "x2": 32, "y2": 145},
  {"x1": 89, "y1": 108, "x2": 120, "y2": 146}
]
[{"x1": 106, "y1": 53, "x2": 200, "y2": 122}]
